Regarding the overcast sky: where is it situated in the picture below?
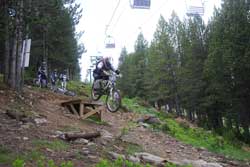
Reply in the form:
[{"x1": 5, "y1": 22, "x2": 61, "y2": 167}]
[{"x1": 75, "y1": 0, "x2": 221, "y2": 81}]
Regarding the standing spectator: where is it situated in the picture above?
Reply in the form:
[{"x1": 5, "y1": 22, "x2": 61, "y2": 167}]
[
  {"x1": 37, "y1": 62, "x2": 47, "y2": 88},
  {"x1": 50, "y1": 69, "x2": 58, "y2": 91},
  {"x1": 60, "y1": 70, "x2": 68, "y2": 90}
]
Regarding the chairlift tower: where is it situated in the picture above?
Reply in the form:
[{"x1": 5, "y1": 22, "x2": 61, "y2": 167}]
[{"x1": 88, "y1": 55, "x2": 103, "y2": 83}]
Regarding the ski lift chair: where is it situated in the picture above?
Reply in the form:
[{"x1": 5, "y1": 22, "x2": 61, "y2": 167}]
[
  {"x1": 105, "y1": 35, "x2": 116, "y2": 49},
  {"x1": 130, "y1": 0, "x2": 150, "y2": 9},
  {"x1": 186, "y1": 5, "x2": 204, "y2": 16}
]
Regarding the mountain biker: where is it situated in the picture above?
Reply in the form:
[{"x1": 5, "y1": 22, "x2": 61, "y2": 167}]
[
  {"x1": 93, "y1": 56, "x2": 120, "y2": 81},
  {"x1": 50, "y1": 69, "x2": 58, "y2": 90},
  {"x1": 92, "y1": 56, "x2": 120, "y2": 90}
]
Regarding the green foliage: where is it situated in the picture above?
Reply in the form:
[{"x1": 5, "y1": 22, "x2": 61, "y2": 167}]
[
  {"x1": 60, "y1": 161, "x2": 73, "y2": 167},
  {"x1": 12, "y1": 158, "x2": 25, "y2": 167},
  {"x1": 96, "y1": 159, "x2": 110, "y2": 167},
  {"x1": 117, "y1": 33, "x2": 148, "y2": 98},
  {"x1": 165, "y1": 162, "x2": 192, "y2": 167},
  {"x1": 96, "y1": 158, "x2": 150, "y2": 167},
  {"x1": 118, "y1": 0, "x2": 250, "y2": 145},
  {"x1": 48, "y1": 160, "x2": 57, "y2": 167},
  {"x1": 11, "y1": 156, "x2": 74, "y2": 167},
  {"x1": 37, "y1": 156, "x2": 46, "y2": 167}
]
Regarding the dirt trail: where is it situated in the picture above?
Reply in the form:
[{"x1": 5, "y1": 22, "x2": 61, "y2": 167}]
[
  {"x1": 101, "y1": 111, "x2": 248, "y2": 167},
  {"x1": 0, "y1": 86, "x2": 249, "y2": 167}
]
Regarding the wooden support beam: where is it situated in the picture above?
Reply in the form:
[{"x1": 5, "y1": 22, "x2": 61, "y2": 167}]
[
  {"x1": 81, "y1": 109, "x2": 99, "y2": 120},
  {"x1": 69, "y1": 104, "x2": 79, "y2": 116}
]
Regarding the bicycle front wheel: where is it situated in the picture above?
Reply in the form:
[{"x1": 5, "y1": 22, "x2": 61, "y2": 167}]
[{"x1": 106, "y1": 89, "x2": 121, "y2": 112}]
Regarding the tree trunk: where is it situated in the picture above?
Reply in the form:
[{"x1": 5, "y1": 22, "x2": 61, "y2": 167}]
[
  {"x1": 10, "y1": 29, "x2": 18, "y2": 89},
  {"x1": 4, "y1": 13, "x2": 10, "y2": 84},
  {"x1": 15, "y1": 0, "x2": 24, "y2": 92},
  {"x1": 242, "y1": 124, "x2": 250, "y2": 143},
  {"x1": 187, "y1": 109, "x2": 193, "y2": 121},
  {"x1": 175, "y1": 93, "x2": 181, "y2": 116}
]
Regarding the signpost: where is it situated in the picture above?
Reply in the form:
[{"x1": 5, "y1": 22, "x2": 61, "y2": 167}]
[{"x1": 21, "y1": 38, "x2": 31, "y2": 67}]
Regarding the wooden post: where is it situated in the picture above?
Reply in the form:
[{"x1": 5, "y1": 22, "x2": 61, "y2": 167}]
[{"x1": 80, "y1": 103, "x2": 84, "y2": 117}]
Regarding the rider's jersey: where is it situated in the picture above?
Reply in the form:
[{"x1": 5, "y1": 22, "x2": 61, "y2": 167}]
[{"x1": 96, "y1": 59, "x2": 115, "y2": 73}]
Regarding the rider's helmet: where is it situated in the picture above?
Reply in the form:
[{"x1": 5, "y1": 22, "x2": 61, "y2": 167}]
[{"x1": 103, "y1": 56, "x2": 113, "y2": 64}]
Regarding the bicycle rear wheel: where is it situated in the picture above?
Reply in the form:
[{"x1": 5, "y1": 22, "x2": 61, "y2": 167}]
[{"x1": 91, "y1": 80, "x2": 102, "y2": 101}]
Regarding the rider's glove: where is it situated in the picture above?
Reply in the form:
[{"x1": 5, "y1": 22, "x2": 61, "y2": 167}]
[{"x1": 115, "y1": 70, "x2": 120, "y2": 75}]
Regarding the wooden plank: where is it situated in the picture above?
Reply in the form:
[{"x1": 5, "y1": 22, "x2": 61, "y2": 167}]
[
  {"x1": 69, "y1": 104, "x2": 79, "y2": 116},
  {"x1": 81, "y1": 109, "x2": 99, "y2": 120},
  {"x1": 80, "y1": 103, "x2": 84, "y2": 117},
  {"x1": 61, "y1": 99, "x2": 103, "y2": 106},
  {"x1": 61, "y1": 99, "x2": 82, "y2": 106}
]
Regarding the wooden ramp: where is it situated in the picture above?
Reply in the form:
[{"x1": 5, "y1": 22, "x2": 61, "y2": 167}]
[{"x1": 61, "y1": 99, "x2": 104, "y2": 120}]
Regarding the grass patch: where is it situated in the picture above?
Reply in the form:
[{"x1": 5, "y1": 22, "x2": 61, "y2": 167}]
[
  {"x1": 122, "y1": 97, "x2": 250, "y2": 162},
  {"x1": 24, "y1": 150, "x2": 44, "y2": 161},
  {"x1": 0, "y1": 146, "x2": 16, "y2": 164},
  {"x1": 96, "y1": 157, "x2": 191, "y2": 167},
  {"x1": 67, "y1": 81, "x2": 91, "y2": 97},
  {"x1": 12, "y1": 157, "x2": 74, "y2": 167},
  {"x1": 96, "y1": 157, "x2": 151, "y2": 167},
  {"x1": 122, "y1": 98, "x2": 156, "y2": 115},
  {"x1": 32, "y1": 139, "x2": 69, "y2": 151},
  {"x1": 125, "y1": 143, "x2": 143, "y2": 155},
  {"x1": 156, "y1": 118, "x2": 250, "y2": 161}
]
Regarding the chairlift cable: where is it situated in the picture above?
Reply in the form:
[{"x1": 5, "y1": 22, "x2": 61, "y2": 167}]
[
  {"x1": 124, "y1": 0, "x2": 169, "y2": 42},
  {"x1": 140, "y1": 0, "x2": 169, "y2": 27},
  {"x1": 105, "y1": 0, "x2": 121, "y2": 35},
  {"x1": 109, "y1": 0, "x2": 128, "y2": 35}
]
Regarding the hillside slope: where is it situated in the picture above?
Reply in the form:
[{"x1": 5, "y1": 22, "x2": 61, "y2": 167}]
[{"x1": 0, "y1": 85, "x2": 249, "y2": 167}]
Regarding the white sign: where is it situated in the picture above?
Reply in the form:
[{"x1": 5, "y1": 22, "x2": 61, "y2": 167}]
[{"x1": 21, "y1": 39, "x2": 31, "y2": 67}]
